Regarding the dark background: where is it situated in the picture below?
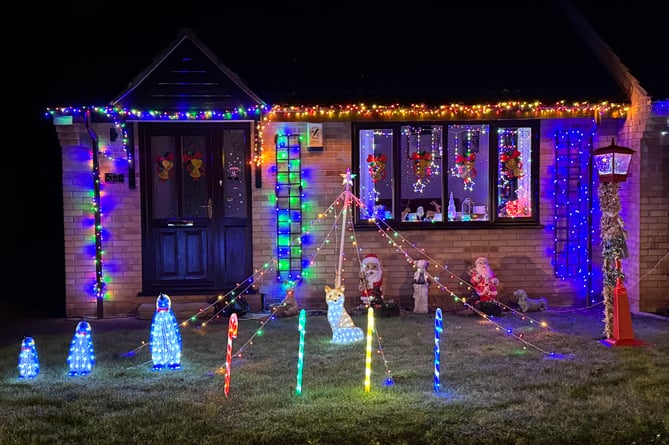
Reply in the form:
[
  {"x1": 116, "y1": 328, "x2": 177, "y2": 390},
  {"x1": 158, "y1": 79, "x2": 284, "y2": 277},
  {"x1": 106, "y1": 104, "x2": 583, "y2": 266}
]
[{"x1": 9, "y1": 1, "x2": 667, "y2": 316}]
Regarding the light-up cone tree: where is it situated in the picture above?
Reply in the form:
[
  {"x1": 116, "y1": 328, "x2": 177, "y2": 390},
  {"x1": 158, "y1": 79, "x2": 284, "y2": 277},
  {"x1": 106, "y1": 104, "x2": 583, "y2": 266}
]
[
  {"x1": 593, "y1": 139, "x2": 642, "y2": 345},
  {"x1": 150, "y1": 293, "x2": 183, "y2": 370},
  {"x1": 18, "y1": 337, "x2": 40, "y2": 380},
  {"x1": 67, "y1": 320, "x2": 95, "y2": 376}
]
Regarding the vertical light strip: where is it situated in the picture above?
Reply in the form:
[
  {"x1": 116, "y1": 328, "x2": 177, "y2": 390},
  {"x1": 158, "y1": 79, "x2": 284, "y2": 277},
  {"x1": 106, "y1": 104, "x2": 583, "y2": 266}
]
[
  {"x1": 225, "y1": 313, "x2": 239, "y2": 397},
  {"x1": 296, "y1": 309, "x2": 306, "y2": 396},
  {"x1": 364, "y1": 307, "x2": 375, "y2": 393},
  {"x1": 434, "y1": 308, "x2": 443, "y2": 393}
]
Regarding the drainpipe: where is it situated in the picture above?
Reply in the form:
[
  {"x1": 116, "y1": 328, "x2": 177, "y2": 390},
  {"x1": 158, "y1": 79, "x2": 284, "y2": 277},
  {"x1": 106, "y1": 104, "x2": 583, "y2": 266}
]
[{"x1": 85, "y1": 110, "x2": 104, "y2": 319}]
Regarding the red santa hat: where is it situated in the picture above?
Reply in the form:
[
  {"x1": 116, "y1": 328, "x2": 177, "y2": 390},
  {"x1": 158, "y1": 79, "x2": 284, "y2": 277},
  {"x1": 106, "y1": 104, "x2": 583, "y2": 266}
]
[{"x1": 362, "y1": 254, "x2": 380, "y2": 265}]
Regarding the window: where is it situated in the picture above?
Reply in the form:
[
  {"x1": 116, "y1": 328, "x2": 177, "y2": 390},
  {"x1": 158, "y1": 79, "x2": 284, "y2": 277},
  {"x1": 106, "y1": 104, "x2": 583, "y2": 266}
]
[{"x1": 354, "y1": 120, "x2": 539, "y2": 227}]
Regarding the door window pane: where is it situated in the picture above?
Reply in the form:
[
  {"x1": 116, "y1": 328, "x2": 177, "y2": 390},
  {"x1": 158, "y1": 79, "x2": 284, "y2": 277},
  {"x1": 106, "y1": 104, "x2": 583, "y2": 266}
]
[
  {"x1": 222, "y1": 129, "x2": 248, "y2": 218},
  {"x1": 151, "y1": 135, "x2": 178, "y2": 219},
  {"x1": 182, "y1": 135, "x2": 208, "y2": 218}
]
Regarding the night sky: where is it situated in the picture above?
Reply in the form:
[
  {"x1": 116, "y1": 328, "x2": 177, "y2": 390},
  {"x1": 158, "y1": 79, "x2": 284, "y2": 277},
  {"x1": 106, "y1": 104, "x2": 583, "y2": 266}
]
[{"x1": 10, "y1": 1, "x2": 667, "y2": 315}]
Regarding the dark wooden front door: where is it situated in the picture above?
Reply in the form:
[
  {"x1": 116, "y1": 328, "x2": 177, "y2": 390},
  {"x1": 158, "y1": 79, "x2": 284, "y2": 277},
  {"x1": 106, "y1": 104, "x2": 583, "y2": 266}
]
[{"x1": 139, "y1": 122, "x2": 252, "y2": 296}]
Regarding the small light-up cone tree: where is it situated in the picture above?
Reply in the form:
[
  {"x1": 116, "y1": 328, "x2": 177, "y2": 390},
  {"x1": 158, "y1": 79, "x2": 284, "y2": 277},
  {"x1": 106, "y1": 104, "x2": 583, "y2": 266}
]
[
  {"x1": 18, "y1": 337, "x2": 40, "y2": 380},
  {"x1": 150, "y1": 293, "x2": 183, "y2": 370},
  {"x1": 67, "y1": 320, "x2": 95, "y2": 376}
]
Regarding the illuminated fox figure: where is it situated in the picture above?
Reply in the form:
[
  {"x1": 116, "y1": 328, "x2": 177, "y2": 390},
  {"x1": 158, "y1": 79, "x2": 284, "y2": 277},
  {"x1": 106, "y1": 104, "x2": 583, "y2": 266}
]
[{"x1": 325, "y1": 285, "x2": 364, "y2": 344}]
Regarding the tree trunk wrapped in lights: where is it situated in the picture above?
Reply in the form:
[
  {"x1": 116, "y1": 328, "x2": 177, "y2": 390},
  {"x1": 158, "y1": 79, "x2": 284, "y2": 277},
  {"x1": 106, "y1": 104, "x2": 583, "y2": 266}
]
[{"x1": 598, "y1": 182, "x2": 628, "y2": 338}]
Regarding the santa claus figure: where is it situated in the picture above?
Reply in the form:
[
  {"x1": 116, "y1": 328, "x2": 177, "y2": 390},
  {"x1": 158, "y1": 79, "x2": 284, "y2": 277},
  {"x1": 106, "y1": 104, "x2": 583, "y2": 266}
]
[
  {"x1": 359, "y1": 254, "x2": 383, "y2": 306},
  {"x1": 470, "y1": 256, "x2": 499, "y2": 302}
]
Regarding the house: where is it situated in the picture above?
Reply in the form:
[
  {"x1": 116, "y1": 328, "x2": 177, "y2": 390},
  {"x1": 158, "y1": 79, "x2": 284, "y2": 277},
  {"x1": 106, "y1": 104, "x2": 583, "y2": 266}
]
[{"x1": 46, "y1": 3, "x2": 668, "y2": 322}]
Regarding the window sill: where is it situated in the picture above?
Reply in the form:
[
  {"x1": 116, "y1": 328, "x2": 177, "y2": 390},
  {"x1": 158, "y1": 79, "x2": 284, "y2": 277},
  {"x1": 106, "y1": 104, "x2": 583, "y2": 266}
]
[{"x1": 354, "y1": 220, "x2": 544, "y2": 230}]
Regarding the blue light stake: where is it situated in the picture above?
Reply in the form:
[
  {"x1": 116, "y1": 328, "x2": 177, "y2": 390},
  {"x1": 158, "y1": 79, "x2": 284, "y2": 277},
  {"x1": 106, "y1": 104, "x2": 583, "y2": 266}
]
[{"x1": 434, "y1": 308, "x2": 443, "y2": 393}]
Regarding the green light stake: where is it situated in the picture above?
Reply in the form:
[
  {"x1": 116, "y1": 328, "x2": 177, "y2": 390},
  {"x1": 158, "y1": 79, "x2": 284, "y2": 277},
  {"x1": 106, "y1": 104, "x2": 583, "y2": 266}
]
[{"x1": 295, "y1": 309, "x2": 307, "y2": 396}]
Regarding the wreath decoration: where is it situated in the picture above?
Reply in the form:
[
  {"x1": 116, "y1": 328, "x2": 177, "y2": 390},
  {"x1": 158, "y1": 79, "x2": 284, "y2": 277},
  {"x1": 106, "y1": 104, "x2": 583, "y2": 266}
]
[
  {"x1": 156, "y1": 152, "x2": 175, "y2": 182},
  {"x1": 453, "y1": 152, "x2": 477, "y2": 191},
  {"x1": 411, "y1": 151, "x2": 433, "y2": 180},
  {"x1": 411, "y1": 151, "x2": 434, "y2": 193},
  {"x1": 367, "y1": 153, "x2": 387, "y2": 183},
  {"x1": 500, "y1": 149, "x2": 523, "y2": 179}
]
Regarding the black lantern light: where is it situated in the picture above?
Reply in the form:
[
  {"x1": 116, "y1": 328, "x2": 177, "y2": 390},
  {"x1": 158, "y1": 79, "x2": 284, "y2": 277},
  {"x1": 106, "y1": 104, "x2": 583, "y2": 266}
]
[{"x1": 592, "y1": 138, "x2": 635, "y2": 183}]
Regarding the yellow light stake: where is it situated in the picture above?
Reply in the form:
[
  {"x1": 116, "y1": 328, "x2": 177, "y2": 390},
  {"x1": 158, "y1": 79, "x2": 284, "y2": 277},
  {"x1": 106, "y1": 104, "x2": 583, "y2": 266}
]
[{"x1": 364, "y1": 306, "x2": 374, "y2": 393}]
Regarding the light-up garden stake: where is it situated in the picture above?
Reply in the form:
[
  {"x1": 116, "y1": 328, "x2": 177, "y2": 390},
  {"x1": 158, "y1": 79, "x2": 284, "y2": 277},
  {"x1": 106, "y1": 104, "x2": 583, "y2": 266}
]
[
  {"x1": 434, "y1": 308, "x2": 443, "y2": 393},
  {"x1": 225, "y1": 313, "x2": 239, "y2": 397},
  {"x1": 364, "y1": 306, "x2": 374, "y2": 393},
  {"x1": 295, "y1": 309, "x2": 306, "y2": 396}
]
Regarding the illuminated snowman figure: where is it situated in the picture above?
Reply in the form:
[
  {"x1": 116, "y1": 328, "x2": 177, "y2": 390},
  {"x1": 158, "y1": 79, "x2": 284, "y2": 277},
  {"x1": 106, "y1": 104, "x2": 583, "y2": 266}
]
[
  {"x1": 150, "y1": 293, "x2": 182, "y2": 370},
  {"x1": 67, "y1": 320, "x2": 95, "y2": 376},
  {"x1": 18, "y1": 336, "x2": 40, "y2": 380}
]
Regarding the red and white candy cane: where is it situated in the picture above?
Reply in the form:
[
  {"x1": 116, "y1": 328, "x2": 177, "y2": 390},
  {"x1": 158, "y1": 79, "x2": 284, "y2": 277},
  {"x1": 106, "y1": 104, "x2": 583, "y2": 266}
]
[{"x1": 224, "y1": 313, "x2": 238, "y2": 397}]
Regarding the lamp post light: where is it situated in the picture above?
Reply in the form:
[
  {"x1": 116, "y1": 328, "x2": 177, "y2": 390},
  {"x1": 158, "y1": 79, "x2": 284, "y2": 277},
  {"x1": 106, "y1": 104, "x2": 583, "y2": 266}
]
[
  {"x1": 593, "y1": 139, "x2": 644, "y2": 347},
  {"x1": 593, "y1": 138, "x2": 635, "y2": 183}
]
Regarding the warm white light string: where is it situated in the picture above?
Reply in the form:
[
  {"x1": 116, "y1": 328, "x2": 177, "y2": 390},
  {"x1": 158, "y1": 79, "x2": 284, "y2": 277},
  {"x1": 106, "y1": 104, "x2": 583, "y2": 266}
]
[
  {"x1": 121, "y1": 178, "x2": 577, "y2": 370},
  {"x1": 299, "y1": 183, "x2": 562, "y2": 357},
  {"x1": 120, "y1": 261, "x2": 281, "y2": 363}
]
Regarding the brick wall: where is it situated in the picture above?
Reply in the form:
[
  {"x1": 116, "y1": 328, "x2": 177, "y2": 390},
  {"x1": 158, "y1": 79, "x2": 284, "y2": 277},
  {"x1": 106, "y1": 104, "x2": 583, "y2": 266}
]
[
  {"x1": 253, "y1": 119, "x2": 620, "y2": 313},
  {"x1": 613, "y1": 89, "x2": 669, "y2": 315},
  {"x1": 57, "y1": 121, "x2": 142, "y2": 317},
  {"x1": 636, "y1": 109, "x2": 669, "y2": 314},
  {"x1": 57, "y1": 112, "x2": 664, "y2": 318}
]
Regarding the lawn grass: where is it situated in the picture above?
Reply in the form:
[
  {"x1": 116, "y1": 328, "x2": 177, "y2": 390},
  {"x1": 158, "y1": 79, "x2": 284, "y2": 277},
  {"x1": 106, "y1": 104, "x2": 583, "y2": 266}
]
[{"x1": 0, "y1": 307, "x2": 667, "y2": 445}]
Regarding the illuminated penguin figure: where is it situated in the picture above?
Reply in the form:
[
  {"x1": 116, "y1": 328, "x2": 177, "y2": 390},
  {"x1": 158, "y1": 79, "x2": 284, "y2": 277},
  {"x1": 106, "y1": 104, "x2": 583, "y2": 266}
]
[
  {"x1": 150, "y1": 293, "x2": 182, "y2": 370},
  {"x1": 18, "y1": 336, "x2": 40, "y2": 380},
  {"x1": 67, "y1": 320, "x2": 95, "y2": 376}
]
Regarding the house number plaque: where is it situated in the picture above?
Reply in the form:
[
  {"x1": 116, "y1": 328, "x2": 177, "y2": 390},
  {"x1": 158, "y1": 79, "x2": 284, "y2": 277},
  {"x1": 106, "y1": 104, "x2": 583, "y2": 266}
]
[{"x1": 105, "y1": 173, "x2": 125, "y2": 183}]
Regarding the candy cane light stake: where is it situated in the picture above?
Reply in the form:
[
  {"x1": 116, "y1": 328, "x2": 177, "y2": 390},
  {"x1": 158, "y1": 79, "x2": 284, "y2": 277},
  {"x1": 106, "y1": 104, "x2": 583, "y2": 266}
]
[{"x1": 225, "y1": 313, "x2": 238, "y2": 397}]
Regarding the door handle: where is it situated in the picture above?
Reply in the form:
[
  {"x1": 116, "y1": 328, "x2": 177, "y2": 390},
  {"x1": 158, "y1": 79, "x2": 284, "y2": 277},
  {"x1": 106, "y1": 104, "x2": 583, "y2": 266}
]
[{"x1": 201, "y1": 198, "x2": 213, "y2": 219}]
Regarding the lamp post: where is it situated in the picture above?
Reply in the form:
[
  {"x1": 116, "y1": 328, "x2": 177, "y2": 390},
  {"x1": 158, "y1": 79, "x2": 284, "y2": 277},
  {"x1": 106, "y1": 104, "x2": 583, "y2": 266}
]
[{"x1": 593, "y1": 139, "x2": 644, "y2": 347}]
